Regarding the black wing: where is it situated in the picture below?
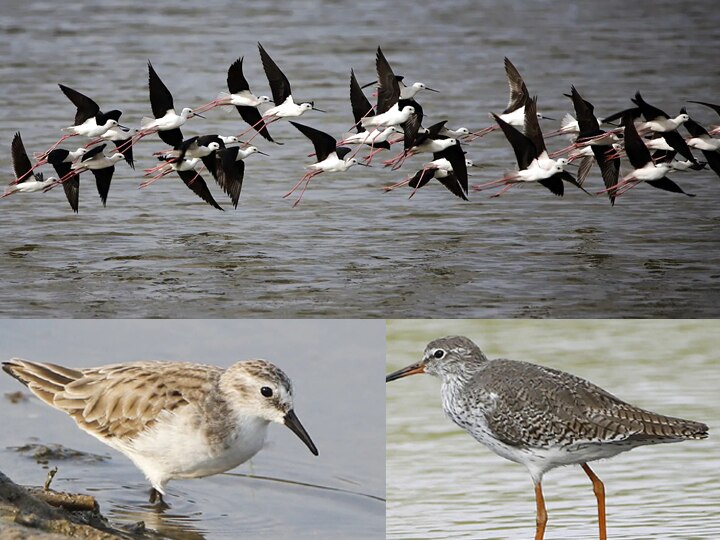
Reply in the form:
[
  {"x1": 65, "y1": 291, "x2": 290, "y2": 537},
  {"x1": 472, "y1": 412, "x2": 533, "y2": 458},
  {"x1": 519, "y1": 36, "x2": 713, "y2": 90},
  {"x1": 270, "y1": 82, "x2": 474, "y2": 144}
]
[
  {"x1": 623, "y1": 116, "x2": 652, "y2": 169},
  {"x1": 216, "y1": 147, "x2": 245, "y2": 209},
  {"x1": 683, "y1": 116, "x2": 710, "y2": 138},
  {"x1": 62, "y1": 176, "x2": 80, "y2": 213},
  {"x1": 434, "y1": 172, "x2": 469, "y2": 200},
  {"x1": 569, "y1": 86, "x2": 600, "y2": 135},
  {"x1": 11, "y1": 132, "x2": 36, "y2": 183},
  {"x1": 148, "y1": 61, "x2": 175, "y2": 118},
  {"x1": 196, "y1": 134, "x2": 225, "y2": 149},
  {"x1": 492, "y1": 113, "x2": 537, "y2": 169},
  {"x1": 426, "y1": 120, "x2": 448, "y2": 139},
  {"x1": 557, "y1": 170, "x2": 590, "y2": 195},
  {"x1": 90, "y1": 166, "x2": 114, "y2": 207},
  {"x1": 176, "y1": 169, "x2": 224, "y2": 210},
  {"x1": 503, "y1": 57, "x2": 530, "y2": 114},
  {"x1": 398, "y1": 99, "x2": 423, "y2": 151},
  {"x1": 645, "y1": 177, "x2": 695, "y2": 197},
  {"x1": 49, "y1": 159, "x2": 79, "y2": 213},
  {"x1": 235, "y1": 105, "x2": 275, "y2": 142},
  {"x1": 350, "y1": 68, "x2": 374, "y2": 131},
  {"x1": 438, "y1": 142, "x2": 468, "y2": 198},
  {"x1": 335, "y1": 147, "x2": 352, "y2": 160},
  {"x1": 111, "y1": 138, "x2": 134, "y2": 169},
  {"x1": 375, "y1": 47, "x2": 401, "y2": 115},
  {"x1": 201, "y1": 153, "x2": 219, "y2": 179},
  {"x1": 631, "y1": 91, "x2": 668, "y2": 121},
  {"x1": 687, "y1": 100, "x2": 720, "y2": 118},
  {"x1": 576, "y1": 156, "x2": 594, "y2": 186},
  {"x1": 227, "y1": 56, "x2": 251, "y2": 94},
  {"x1": 81, "y1": 144, "x2": 107, "y2": 162},
  {"x1": 702, "y1": 150, "x2": 720, "y2": 178},
  {"x1": 58, "y1": 84, "x2": 100, "y2": 125},
  {"x1": 523, "y1": 97, "x2": 546, "y2": 155},
  {"x1": 537, "y1": 176, "x2": 564, "y2": 196},
  {"x1": 590, "y1": 146, "x2": 620, "y2": 206},
  {"x1": 258, "y1": 43, "x2": 291, "y2": 105},
  {"x1": 159, "y1": 128, "x2": 184, "y2": 148},
  {"x1": 601, "y1": 107, "x2": 640, "y2": 125},
  {"x1": 660, "y1": 130, "x2": 696, "y2": 163},
  {"x1": 173, "y1": 137, "x2": 197, "y2": 165},
  {"x1": 407, "y1": 168, "x2": 436, "y2": 189},
  {"x1": 289, "y1": 121, "x2": 337, "y2": 162}
]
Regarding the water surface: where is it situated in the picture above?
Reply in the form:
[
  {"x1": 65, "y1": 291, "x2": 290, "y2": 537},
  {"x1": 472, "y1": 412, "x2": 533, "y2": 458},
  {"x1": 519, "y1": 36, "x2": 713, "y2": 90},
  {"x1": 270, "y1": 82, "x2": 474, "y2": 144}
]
[{"x1": 0, "y1": 0, "x2": 719, "y2": 317}]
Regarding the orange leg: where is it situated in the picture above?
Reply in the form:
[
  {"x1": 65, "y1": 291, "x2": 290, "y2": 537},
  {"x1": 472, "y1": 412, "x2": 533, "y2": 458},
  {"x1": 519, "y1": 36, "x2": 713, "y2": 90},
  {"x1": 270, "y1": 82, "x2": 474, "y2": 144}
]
[
  {"x1": 582, "y1": 463, "x2": 607, "y2": 540},
  {"x1": 535, "y1": 481, "x2": 547, "y2": 540}
]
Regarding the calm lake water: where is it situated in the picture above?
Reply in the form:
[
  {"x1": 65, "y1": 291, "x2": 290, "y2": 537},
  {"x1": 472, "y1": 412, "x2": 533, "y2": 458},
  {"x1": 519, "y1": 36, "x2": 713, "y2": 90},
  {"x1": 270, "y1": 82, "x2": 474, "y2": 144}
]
[
  {"x1": 386, "y1": 320, "x2": 720, "y2": 539},
  {"x1": 0, "y1": 0, "x2": 719, "y2": 317},
  {"x1": 0, "y1": 320, "x2": 386, "y2": 540}
]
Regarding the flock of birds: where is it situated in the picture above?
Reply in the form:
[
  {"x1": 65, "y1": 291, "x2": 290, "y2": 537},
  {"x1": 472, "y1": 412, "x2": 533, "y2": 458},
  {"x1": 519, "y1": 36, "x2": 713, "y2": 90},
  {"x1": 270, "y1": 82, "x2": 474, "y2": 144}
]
[{"x1": 4, "y1": 44, "x2": 720, "y2": 212}]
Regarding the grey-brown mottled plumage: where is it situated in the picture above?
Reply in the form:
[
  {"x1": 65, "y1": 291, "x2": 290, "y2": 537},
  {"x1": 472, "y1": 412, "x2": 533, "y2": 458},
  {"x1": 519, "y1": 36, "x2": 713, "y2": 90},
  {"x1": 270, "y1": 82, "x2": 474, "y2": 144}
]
[{"x1": 386, "y1": 335, "x2": 708, "y2": 540}]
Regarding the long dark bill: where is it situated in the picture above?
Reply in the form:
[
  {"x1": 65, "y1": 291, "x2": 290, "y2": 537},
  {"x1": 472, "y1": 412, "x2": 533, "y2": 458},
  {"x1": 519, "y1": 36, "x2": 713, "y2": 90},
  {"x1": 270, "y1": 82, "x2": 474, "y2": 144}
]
[
  {"x1": 284, "y1": 409, "x2": 319, "y2": 456},
  {"x1": 386, "y1": 362, "x2": 425, "y2": 383}
]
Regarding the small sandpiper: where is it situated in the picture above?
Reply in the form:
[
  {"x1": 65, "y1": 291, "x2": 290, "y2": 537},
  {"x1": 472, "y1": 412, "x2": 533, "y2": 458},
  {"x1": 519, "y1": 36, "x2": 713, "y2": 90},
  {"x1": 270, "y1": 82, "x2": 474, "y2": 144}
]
[
  {"x1": 3, "y1": 358, "x2": 318, "y2": 507},
  {"x1": 386, "y1": 336, "x2": 708, "y2": 540}
]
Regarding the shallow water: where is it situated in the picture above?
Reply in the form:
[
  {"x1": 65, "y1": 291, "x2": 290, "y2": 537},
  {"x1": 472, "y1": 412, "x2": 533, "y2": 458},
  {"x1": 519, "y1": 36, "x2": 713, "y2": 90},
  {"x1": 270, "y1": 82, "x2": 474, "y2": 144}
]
[
  {"x1": 386, "y1": 320, "x2": 720, "y2": 539},
  {"x1": 0, "y1": 0, "x2": 719, "y2": 317},
  {"x1": 0, "y1": 320, "x2": 385, "y2": 539}
]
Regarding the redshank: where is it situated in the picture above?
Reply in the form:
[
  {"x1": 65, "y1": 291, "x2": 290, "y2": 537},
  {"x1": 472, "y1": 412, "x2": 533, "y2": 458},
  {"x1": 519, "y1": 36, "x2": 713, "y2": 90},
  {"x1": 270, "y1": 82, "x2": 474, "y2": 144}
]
[{"x1": 386, "y1": 336, "x2": 709, "y2": 540}]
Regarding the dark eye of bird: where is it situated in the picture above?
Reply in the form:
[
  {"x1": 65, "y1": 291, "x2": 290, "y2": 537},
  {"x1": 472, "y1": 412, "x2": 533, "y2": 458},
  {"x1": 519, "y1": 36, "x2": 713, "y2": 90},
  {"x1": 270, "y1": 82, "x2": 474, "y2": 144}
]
[
  {"x1": 260, "y1": 386, "x2": 273, "y2": 398},
  {"x1": 434, "y1": 349, "x2": 445, "y2": 359}
]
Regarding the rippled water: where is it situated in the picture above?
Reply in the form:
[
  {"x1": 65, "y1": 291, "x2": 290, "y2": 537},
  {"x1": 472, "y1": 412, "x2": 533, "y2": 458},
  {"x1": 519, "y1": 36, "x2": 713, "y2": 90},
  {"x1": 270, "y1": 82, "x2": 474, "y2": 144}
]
[
  {"x1": 0, "y1": 0, "x2": 718, "y2": 317},
  {"x1": 0, "y1": 320, "x2": 385, "y2": 539},
  {"x1": 386, "y1": 320, "x2": 720, "y2": 539}
]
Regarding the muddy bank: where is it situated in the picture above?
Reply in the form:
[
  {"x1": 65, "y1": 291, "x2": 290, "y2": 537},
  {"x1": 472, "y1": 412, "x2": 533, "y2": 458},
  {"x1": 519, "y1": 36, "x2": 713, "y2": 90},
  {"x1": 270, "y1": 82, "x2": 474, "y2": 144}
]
[{"x1": 0, "y1": 470, "x2": 157, "y2": 539}]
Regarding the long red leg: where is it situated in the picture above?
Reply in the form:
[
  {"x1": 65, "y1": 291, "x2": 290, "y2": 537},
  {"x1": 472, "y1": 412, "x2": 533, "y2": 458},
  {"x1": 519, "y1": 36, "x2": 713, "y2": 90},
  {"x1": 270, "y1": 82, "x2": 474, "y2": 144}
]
[
  {"x1": 534, "y1": 482, "x2": 547, "y2": 540},
  {"x1": 40, "y1": 133, "x2": 77, "y2": 159},
  {"x1": 582, "y1": 464, "x2": 606, "y2": 540},
  {"x1": 185, "y1": 164, "x2": 206, "y2": 186},
  {"x1": 465, "y1": 125, "x2": 496, "y2": 142},
  {"x1": 292, "y1": 171, "x2": 321, "y2": 207},
  {"x1": 284, "y1": 171, "x2": 315, "y2": 198},
  {"x1": 383, "y1": 176, "x2": 413, "y2": 192},
  {"x1": 490, "y1": 183, "x2": 516, "y2": 198},
  {"x1": 472, "y1": 175, "x2": 516, "y2": 191},
  {"x1": 237, "y1": 114, "x2": 276, "y2": 140}
]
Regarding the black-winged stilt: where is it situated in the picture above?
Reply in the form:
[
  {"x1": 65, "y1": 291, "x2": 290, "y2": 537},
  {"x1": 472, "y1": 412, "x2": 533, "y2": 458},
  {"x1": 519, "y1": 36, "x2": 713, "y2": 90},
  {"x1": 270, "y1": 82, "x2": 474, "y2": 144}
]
[
  {"x1": 285, "y1": 121, "x2": 368, "y2": 207},
  {"x1": 135, "y1": 61, "x2": 204, "y2": 148},
  {"x1": 55, "y1": 144, "x2": 125, "y2": 206},
  {"x1": 473, "y1": 98, "x2": 584, "y2": 198},
  {"x1": 238, "y1": 43, "x2": 325, "y2": 145},
  {"x1": 2, "y1": 133, "x2": 57, "y2": 199},
  {"x1": 598, "y1": 115, "x2": 695, "y2": 198},
  {"x1": 384, "y1": 141, "x2": 469, "y2": 200},
  {"x1": 467, "y1": 58, "x2": 553, "y2": 140},
  {"x1": 196, "y1": 56, "x2": 276, "y2": 144}
]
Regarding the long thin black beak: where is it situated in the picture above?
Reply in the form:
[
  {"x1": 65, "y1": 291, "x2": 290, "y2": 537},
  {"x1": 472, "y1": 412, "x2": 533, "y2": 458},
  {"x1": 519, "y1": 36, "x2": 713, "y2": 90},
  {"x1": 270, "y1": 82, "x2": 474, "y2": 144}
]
[
  {"x1": 257, "y1": 150, "x2": 270, "y2": 156},
  {"x1": 193, "y1": 112, "x2": 206, "y2": 119},
  {"x1": 312, "y1": 106, "x2": 327, "y2": 113},
  {"x1": 541, "y1": 115, "x2": 555, "y2": 121},
  {"x1": 284, "y1": 409, "x2": 318, "y2": 456},
  {"x1": 425, "y1": 87, "x2": 440, "y2": 93},
  {"x1": 386, "y1": 361, "x2": 426, "y2": 382},
  {"x1": 361, "y1": 79, "x2": 378, "y2": 90},
  {"x1": 118, "y1": 124, "x2": 129, "y2": 130},
  {"x1": 357, "y1": 162, "x2": 372, "y2": 167}
]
